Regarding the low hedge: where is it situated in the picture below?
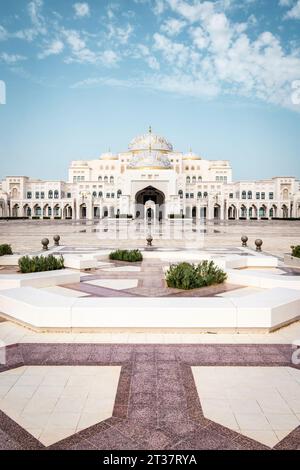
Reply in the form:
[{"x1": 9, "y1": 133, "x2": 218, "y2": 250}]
[
  {"x1": 109, "y1": 249, "x2": 143, "y2": 262},
  {"x1": 18, "y1": 254, "x2": 65, "y2": 273},
  {"x1": 291, "y1": 245, "x2": 300, "y2": 259},
  {"x1": 0, "y1": 244, "x2": 13, "y2": 256},
  {"x1": 166, "y1": 260, "x2": 227, "y2": 290}
]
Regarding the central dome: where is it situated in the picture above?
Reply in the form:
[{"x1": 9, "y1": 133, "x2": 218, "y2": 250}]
[{"x1": 128, "y1": 127, "x2": 173, "y2": 153}]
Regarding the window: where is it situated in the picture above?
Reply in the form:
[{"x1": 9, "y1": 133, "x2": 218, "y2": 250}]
[
  {"x1": 198, "y1": 176, "x2": 202, "y2": 182},
  {"x1": 27, "y1": 191, "x2": 32, "y2": 199},
  {"x1": 41, "y1": 192, "x2": 45, "y2": 199},
  {"x1": 224, "y1": 176, "x2": 227, "y2": 183},
  {"x1": 35, "y1": 192, "x2": 39, "y2": 199},
  {"x1": 117, "y1": 190, "x2": 122, "y2": 198},
  {"x1": 67, "y1": 192, "x2": 71, "y2": 198},
  {"x1": 186, "y1": 193, "x2": 189, "y2": 199},
  {"x1": 92, "y1": 191, "x2": 97, "y2": 198},
  {"x1": 98, "y1": 176, "x2": 102, "y2": 181},
  {"x1": 98, "y1": 191, "x2": 103, "y2": 198},
  {"x1": 242, "y1": 191, "x2": 247, "y2": 199},
  {"x1": 203, "y1": 192, "x2": 208, "y2": 198},
  {"x1": 111, "y1": 193, "x2": 115, "y2": 198},
  {"x1": 54, "y1": 190, "x2": 59, "y2": 199},
  {"x1": 48, "y1": 190, "x2": 53, "y2": 199},
  {"x1": 197, "y1": 192, "x2": 202, "y2": 198},
  {"x1": 256, "y1": 192, "x2": 260, "y2": 200},
  {"x1": 261, "y1": 192, "x2": 265, "y2": 200},
  {"x1": 106, "y1": 193, "x2": 110, "y2": 198},
  {"x1": 192, "y1": 176, "x2": 196, "y2": 184},
  {"x1": 229, "y1": 193, "x2": 233, "y2": 199},
  {"x1": 248, "y1": 191, "x2": 252, "y2": 199},
  {"x1": 190, "y1": 193, "x2": 194, "y2": 199},
  {"x1": 110, "y1": 176, "x2": 114, "y2": 184},
  {"x1": 216, "y1": 176, "x2": 219, "y2": 181},
  {"x1": 178, "y1": 190, "x2": 183, "y2": 199},
  {"x1": 186, "y1": 176, "x2": 190, "y2": 184},
  {"x1": 104, "y1": 176, "x2": 108, "y2": 182},
  {"x1": 269, "y1": 192, "x2": 274, "y2": 200}
]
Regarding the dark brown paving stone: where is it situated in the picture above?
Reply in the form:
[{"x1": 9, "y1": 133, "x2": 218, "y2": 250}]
[
  {"x1": 273, "y1": 427, "x2": 300, "y2": 450},
  {"x1": 0, "y1": 410, "x2": 44, "y2": 450},
  {"x1": 85, "y1": 426, "x2": 142, "y2": 450},
  {"x1": 169, "y1": 427, "x2": 239, "y2": 450}
]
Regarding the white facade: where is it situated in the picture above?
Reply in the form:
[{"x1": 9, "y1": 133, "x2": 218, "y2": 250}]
[{"x1": 0, "y1": 128, "x2": 300, "y2": 221}]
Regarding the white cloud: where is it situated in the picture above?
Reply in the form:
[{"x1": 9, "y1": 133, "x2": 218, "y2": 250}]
[
  {"x1": 166, "y1": 0, "x2": 214, "y2": 23},
  {"x1": 153, "y1": 33, "x2": 196, "y2": 67},
  {"x1": 0, "y1": 53, "x2": 27, "y2": 64},
  {"x1": 284, "y1": 0, "x2": 300, "y2": 19},
  {"x1": 73, "y1": 2, "x2": 90, "y2": 18},
  {"x1": 189, "y1": 26, "x2": 209, "y2": 49},
  {"x1": 101, "y1": 50, "x2": 119, "y2": 66},
  {"x1": 71, "y1": 76, "x2": 137, "y2": 89},
  {"x1": 134, "y1": 44, "x2": 160, "y2": 70},
  {"x1": 0, "y1": 26, "x2": 8, "y2": 41},
  {"x1": 153, "y1": 0, "x2": 166, "y2": 15},
  {"x1": 279, "y1": 0, "x2": 293, "y2": 6},
  {"x1": 38, "y1": 39, "x2": 64, "y2": 59},
  {"x1": 28, "y1": 0, "x2": 47, "y2": 34},
  {"x1": 63, "y1": 29, "x2": 86, "y2": 51},
  {"x1": 107, "y1": 24, "x2": 133, "y2": 45},
  {"x1": 161, "y1": 18, "x2": 186, "y2": 36}
]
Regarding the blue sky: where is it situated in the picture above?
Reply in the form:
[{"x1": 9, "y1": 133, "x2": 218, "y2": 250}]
[{"x1": 0, "y1": 0, "x2": 300, "y2": 181}]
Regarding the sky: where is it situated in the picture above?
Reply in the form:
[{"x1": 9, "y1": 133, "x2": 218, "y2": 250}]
[{"x1": 0, "y1": 0, "x2": 300, "y2": 182}]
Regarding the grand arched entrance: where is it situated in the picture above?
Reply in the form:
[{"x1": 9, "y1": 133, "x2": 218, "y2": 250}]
[{"x1": 135, "y1": 186, "x2": 165, "y2": 220}]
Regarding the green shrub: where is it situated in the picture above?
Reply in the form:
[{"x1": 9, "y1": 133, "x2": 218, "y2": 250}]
[
  {"x1": 18, "y1": 254, "x2": 65, "y2": 273},
  {"x1": 166, "y1": 260, "x2": 227, "y2": 290},
  {"x1": 291, "y1": 245, "x2": 300, "y2": 258},
  {"x1": 109, "y1": 249, "x2": 143, "y2": 262},
  {"x1": 0, "y1": 244, "x2": 13, "y2": 256}
]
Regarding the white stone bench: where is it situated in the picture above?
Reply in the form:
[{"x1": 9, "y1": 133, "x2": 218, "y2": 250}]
[
  {"x1": 0, "y1": 287, "x2": 74, "y2": 327},
  {"x1": 226, "y1": 269, "x2": 300, "y2": 290},
  {"x1": 71, "y1": 297, "x2": 236, "y2": 329},
  {"x1": 232, "y1": 288, "x2": 300, "y2": 329},
  {"x1": 0, "y1": 269, "x2": 80, "y2": 290},
  {"x1": 63, "y1": 255, "x2": 98, "y2": 270},
  {"x1": 0, "y1": 285, "x2": 299, "y2": 331},
  {"x1": 0, "y1": 255, "x2": 21, "y2": 266}
]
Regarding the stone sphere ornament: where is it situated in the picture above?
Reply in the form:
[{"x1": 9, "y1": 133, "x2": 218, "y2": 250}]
[
  {"x1": 241, "y1": 235, "x2": 248, "y2": 247},
  {"x1": 41, "y1": 238, "x2": 49, "y2": 251},
  {"x1": 146, "y1": 234, "x2": 153, "y2": 247},
  {"x1": 53, "y1": 235, "x2": 60, "y2": 246},
  {"x1": 255, "y1": 239, "x2": 263, "y2": 252}
]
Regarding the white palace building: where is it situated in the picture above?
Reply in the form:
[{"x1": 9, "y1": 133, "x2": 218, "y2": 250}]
[{"x1": 0, "y1": 128, "x2": 299, "y2": 221}]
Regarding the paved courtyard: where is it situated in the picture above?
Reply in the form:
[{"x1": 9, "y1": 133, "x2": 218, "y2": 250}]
[
  {"x1": 1, "y1": 219, "x2": 300, "y2": 258},
  {"x1": 0, "y1": 219, "x2": 300, "y2": 450}
]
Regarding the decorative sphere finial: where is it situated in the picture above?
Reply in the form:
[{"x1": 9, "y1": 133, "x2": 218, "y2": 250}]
[{"x1": 149, "y1": 125, "x2": 152, "y2": 134}]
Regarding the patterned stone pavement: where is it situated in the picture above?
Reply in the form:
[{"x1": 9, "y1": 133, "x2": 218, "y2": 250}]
[
  {"x1": 60, "y1": 258, "x2": 242, "y2": 298},
  {"x1": 0, "y1": 343, "x2": 299, "y2": 450}
]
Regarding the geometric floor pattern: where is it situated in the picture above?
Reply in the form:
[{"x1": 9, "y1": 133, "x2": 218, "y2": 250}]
[
  {"x1": 192, "y1": 366, "x2": 300, "y2": 448},
  {"x1": 0, "y1": 366, "x2": 120, "y2": 446},
  {"x1": 0, "y1": 343, "x2": 299, "y2": 450}
]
